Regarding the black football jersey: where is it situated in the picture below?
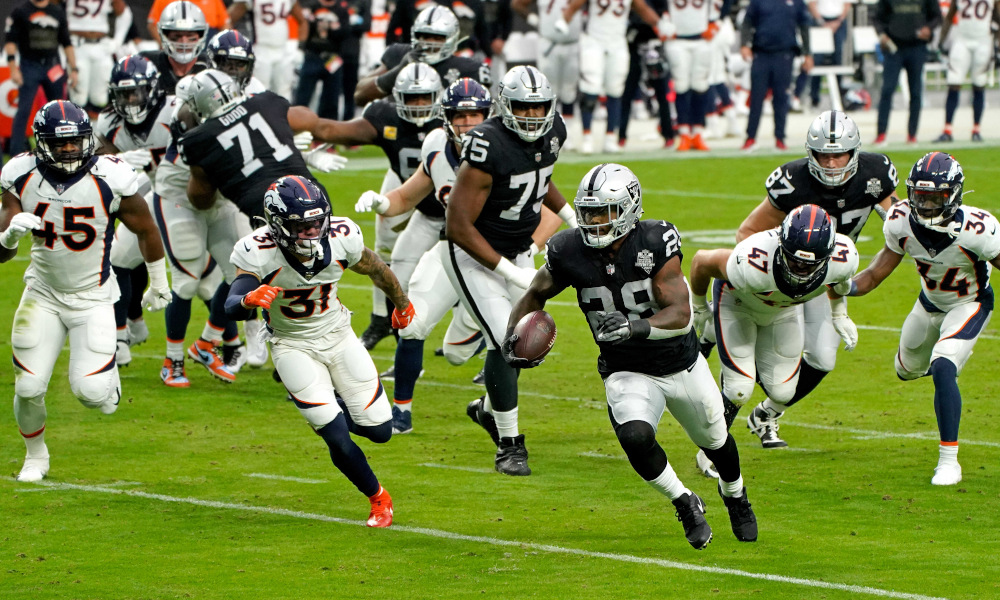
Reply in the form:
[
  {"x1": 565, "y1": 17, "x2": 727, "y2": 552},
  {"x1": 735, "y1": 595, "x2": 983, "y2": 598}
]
[
  {"x1": 362, "y1": 98, "x2": 444, "y2": 218},
  {"x1": 381, "y1": 42, "x2": 492, "y2": 87},
  {"x1": 460, "y1": 114, "x2": 567, "y2": 257},
  {"x1": 766, "y1": 151, "x2": 899, "y2": 241},
  {"x1": 179, "y1": 92, "x2": 312, "y2": 218},
  {"x1": 139, "y1": 50, "x2": 211, "y2": 95},
  {"x1": 545, "y1": 221, "x2": 700, "y2": 378}
]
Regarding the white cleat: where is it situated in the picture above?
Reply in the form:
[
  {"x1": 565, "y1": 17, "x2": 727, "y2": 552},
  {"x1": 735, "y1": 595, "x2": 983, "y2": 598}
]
[
  {"x1": 116, "y1": 340, "x2": 132, "y2": 367},
  {"x1": 695, "y1": 449, "x2": 719, "y2": 479},
  {"x1": 127, "y1": 318, "x2": 149, "y2": 346},
  {"x1": 244, "y1": 319, "x2": 269, "y2": 368},
  {"x1": 17, "y1": 456, "x2": 50, "y2": 482},
  {"x1": 603, "y1": 135, "x2": 622, "y2": 153},
  {"x1": 931, "y1": 463, "x2": 962, "y2": 486},
  {"x1": 581, "y1": 134, "x2": 594, "y2": 155}
]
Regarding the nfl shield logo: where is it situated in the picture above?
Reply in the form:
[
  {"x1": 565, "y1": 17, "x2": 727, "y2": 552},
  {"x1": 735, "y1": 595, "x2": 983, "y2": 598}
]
[
  {"x1": 418, "y1": 132, "x2": 426, "y2": 141},
  {"x1": 606, "y1": 264, "x2": 615, "y2": 275},
  {"x1": 866, "y1": 177, "x2": 882, "y2": 197},
  {"x1": 636, "y1": 249, "x2": 655, "y2": 274},
  {"x1": 54, "y1": 183, "x2": 66, "y2": 194},
  {"x1": 535, "y1": 152, "x2": 542, "y2": 162},
  {"x1": 837, "y1": 198, "x2": 846, "y2": 208}
]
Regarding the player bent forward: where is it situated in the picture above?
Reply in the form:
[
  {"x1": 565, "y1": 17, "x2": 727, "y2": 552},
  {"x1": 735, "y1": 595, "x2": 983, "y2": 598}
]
[
  {"x1": 833, "y1": 153, "x2": 1000, "y2": 486},
  {"x1": 507, "y1": 163, "x2": 757, "y2": 549},
  {"x1": 225, "y1": 177, "x2": 416, "y2": 527},
  {"x1": 2, "y1": 101, "x2": 171, "y2": 482}
]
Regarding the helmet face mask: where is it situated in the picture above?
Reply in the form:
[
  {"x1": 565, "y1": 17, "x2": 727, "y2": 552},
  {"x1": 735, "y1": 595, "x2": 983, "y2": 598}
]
[
  {"x1": 497, "y1": 66, "x2": 555, "y2": 142},
  {"x1": 442, "y1": 77, "x2": 491, "y2": 145},
  {"x1": 392, "y1": 62, "x2": 443, "y2": 126},
  {"x1": 158, "y1": 1, "x2": 209, "y2": 63},
  {"x1": 33, "y1": 101, "x2": 96, "y2": 174},
  {"x1": 208, "y1": 30, "x2": 256, "y2": 91},
  {"x1": 411, "y1": 6, "x2": 460, "y2": 64},
  {"x1": 263, "y1": 177, "x2": 333, "y2": 260},
  {"x1": 776, "y1": 204, "x2": 835, "y2": 293},
  {"x1": 805, "y1": 110, "x2": 861, "y2": 187},
  {"x1": 574, "y1": 163, "x2": 643, "y2": 248},
  {"x1": 906, "y1": 153, "x2": 964, "y2": 229},
  {"x1": 109, "y1": 55, "x2": 164, "y2": 125}
]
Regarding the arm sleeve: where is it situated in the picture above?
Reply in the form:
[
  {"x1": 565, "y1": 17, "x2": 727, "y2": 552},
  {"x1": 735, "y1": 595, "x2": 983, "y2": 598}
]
[{"x1": 225, "y1": 272, "x2": 263, "y2": 320}]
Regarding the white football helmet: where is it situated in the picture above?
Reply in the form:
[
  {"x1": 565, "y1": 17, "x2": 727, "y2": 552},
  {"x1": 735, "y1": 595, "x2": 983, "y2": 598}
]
[
  {"x1": 184, "y1": 69, "x2": 245, "y2": 122},
  {"x1": 411, "y1": 6, "x2": 461, "y2": 64},
  {"x1": 574, "y1": 163, "x2": 644, "y2": 248},
  {"x1": 497, "y1": 66, "x2": 555, "y2": 142},
  {"x1": 158, "y1": 1, "x2": 209, "y2": 63},
  {"x1": 392, "y1": 62, "x2": 443, "y2": 126},
  {"x1": 805, "y1": 110, "x2": 861, "y2": 187}
]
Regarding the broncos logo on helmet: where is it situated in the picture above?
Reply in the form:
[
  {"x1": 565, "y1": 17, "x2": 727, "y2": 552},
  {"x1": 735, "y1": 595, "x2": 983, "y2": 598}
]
[
  {"x1": 33, "y1": 100, "x2": 97, "y2": 174},
  {"x1": 775, "y1": 204, "x2": 836, "y2": 296},
  {"x1": 906, "y1": 152, "x2": 965, "y2": 229},
  {"x1": 264, "y1": 176, "x2": 332, "y2": 260}
]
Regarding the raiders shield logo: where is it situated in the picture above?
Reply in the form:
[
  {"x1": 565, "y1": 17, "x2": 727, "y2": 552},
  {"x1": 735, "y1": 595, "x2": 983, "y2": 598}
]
[
  {"x1": 535, "y1": 152, "x2": 542, "y2": 162},
  {"x1": 550, "y1": 137, "x2": 560, "y2": 158},
  {"x1": 866, "y1": 177, "x2": 882, "y2": 197},
  {"x1": 636, "y1": 249, "x2": 654, "y2": 274},
  {"x1": 606, "y1": 264, "x2": 615, "y2": 275},
  {"x1": 837, "y1": 198, "x2": 846, "y2": 208}
]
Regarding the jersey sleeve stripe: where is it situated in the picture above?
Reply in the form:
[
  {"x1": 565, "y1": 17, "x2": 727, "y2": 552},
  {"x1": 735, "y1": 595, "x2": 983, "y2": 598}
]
[
  {"x1": 712, "y1": 280, "x2": 754, "y2": 380},
  {"x1": 14, "y1": 172, "x2": 34, "y2": 198}
]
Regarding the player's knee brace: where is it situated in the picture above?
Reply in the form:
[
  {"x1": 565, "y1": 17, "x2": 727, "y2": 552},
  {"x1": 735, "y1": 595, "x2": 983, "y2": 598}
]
[
  {"x1": 14, "y1": 371, "x2": 49, "y2": 401},
  {"x1": 71, "y1": 373, "x2": 120, "y2": 411},
  {"x1": 721, "y1": 374, "x2": 755, "y2": 405},
  {"x1": 614, "y1": 420, "x2": 666, "y2": 480}
]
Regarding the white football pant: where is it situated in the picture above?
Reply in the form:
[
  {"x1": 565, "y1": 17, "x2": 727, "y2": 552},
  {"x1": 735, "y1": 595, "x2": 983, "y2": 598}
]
[
  {"x1": 578, "y1": 34, "x2": 629, "y2": 97},
  {"x1": 947, "y1": 36, "x2": 994, "y2": 87},
  {"x1": 538, "y1": 41, "x2": 581, "y2": 105},
  {"x1": 666, "y1": 38, "x2": 712, "y2": 94},
  {"x1": 895, "y1": 298, "x2": 992, "y2": 380}
]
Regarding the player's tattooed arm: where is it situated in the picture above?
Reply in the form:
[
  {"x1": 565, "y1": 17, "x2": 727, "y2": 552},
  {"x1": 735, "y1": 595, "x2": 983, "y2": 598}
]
[
  {"x1": 118, "y1": 192, "x2": 166, "y2": 263},
  {"x1": 188, "y1": 165, "x2": 218, "y2": 210},
  {"x1": 737, "y1": 198, "x2": 785, "y2": 242},
  {"x1": 350, "y1": 247, "x2": 410, "y2": 311},
  {"x1": 835, "y1": 244, "x2": 903, "y2": 298},
  {"x1": 0, "y1": 190, "x2": 26, "y2": 263}
]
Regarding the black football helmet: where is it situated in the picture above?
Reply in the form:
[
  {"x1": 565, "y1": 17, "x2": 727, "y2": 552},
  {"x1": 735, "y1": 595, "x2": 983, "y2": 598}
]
[
  {"x1": 906, "y1": 152, "x2": 964, "y2": 229},
  {"x1": 109, "y1": 55, "x2": 166, "y2": 125},
  {"x1": 207, "y1": 29, "x2": 256, "y2": 91},
  {"x1": 441, "y1": 77, "x2": 491, "y2": 145},
  {"x1": 33, "y1": 100, "x2": 96, "y2": 174},
  {"x1": 263, "y1": 176, "x2": 332, "y2": 259},
  {"x1": 775, "y1": 204, "x2": 835, "y2": 293}
]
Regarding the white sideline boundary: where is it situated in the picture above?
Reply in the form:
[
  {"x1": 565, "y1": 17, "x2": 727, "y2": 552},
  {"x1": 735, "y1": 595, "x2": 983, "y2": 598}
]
[
  {"x1": 22, "y1": 479, "x2": 949, "y2": 600},
  {"x1": 245, "y1": 473, "x2": 326, "y2": 484}
]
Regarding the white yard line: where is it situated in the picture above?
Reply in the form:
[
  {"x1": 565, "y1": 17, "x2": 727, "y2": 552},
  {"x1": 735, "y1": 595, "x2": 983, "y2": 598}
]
[
  {"x1": 578, "y1": 452, "x2": 627, "y2": 460},
  {"x1": 19, "y1": 479, "x2": 947, "y2": 600},
  {"x1": 417, "y1": 463, "x2": 495, "y2": 474},
  {"x1": 245, "y1": 473, "x2": 326, "y2": 484},
  {"x1": 782, "y1": 421, "x2": 1000, "y2": 448}
]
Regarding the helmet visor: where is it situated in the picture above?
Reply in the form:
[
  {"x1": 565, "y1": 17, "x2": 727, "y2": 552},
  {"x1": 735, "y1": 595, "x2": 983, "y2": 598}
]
[
  {"x1": 909, "y1": 189, "x2": 949, "y2": 223},
  {"x1": 112, "y1": 84, "x2": 152, "y2": 123},
  {"x1": 780, "y1": 247, "x2": 825, "y2": 284},
  {"x1": 214, "y1": 57, "x2": 252, "y2": 87}
]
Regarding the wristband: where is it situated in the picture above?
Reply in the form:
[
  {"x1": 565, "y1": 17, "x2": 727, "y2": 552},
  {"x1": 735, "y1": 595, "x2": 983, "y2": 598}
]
[
  {"x1": 646, "y1": 319, "x2": 693, "y2": 340},
  {"x1": 145, "y1": 258, "x2": 169, "y2": 290},
  {"x1": 556, "y1": 203, "x2": 577, "y2": 228},
  {"x1": 692, "y1": 293, "x2": 708, "y2": 308},
  {"x1": 493, "y1": 256, "x2": 518, "y2": 279}
]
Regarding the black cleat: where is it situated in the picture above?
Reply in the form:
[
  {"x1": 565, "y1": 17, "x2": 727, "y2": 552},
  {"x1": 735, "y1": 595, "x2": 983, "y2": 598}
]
[
  {"x1": 719, "y1": 485, "x2": 758, "y2": 542},
  {"x1": 472, "y1": 367, "x2": 485, "y2": 385},
  {"x1": 495, "y1": 434, "x2": 531, "y2": 476},
  {"x1": 747, "y1": 405, "x2": 788, "y2": 449},
  {"x1": 672, "y1": 492, "x2": 713, "y2": 550},
  {"x1": 466, "y1": 397, "x2": 501, "y2": 447},
  {"x1": 360, "y1": 314, "x2": 393, "y2": 350},
  {"x1": 434, "y1": 347, "x2": 445, "y2": 357}
]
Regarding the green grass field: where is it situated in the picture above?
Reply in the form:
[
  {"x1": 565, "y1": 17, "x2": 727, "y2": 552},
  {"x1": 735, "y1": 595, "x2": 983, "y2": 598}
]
[{"x1": 3, "y1": 146, "x2": 1000, "y2": 600}]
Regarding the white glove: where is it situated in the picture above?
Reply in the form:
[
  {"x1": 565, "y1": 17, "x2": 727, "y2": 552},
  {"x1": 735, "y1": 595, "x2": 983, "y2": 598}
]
[
  {"x1": 830, "y1": 296, "x2": 858, "y2": 351},
  {"x1": 355, "y1": 190, "x2": 392, "y2": 214},
  {"x1": 0, "y1": 213, "x2": 43, "y2": 249},
  {"x1": 293, "y1": 131, "x2": 314, "y2": 151},
  {"x1": 527, "y1": 242, "x2": 542, "y2": 258},
  {"x1": 121, "y1": 149, "x2": 152, "y2": 170},
  {"x1": 657, "y1": 17, "x2": 677, "y2": 39},
  {"x1": 554, "y1": 17, "x2": 570, "y2": 35},
  {"x1": 141, "y1": 258, "x2": 172, "y2": 312},
  {"x1": 305, "y1": 144, "x2": 348, "y2": 173},
  {"x1": 494, "y1": 256, "x2": 537, "y2": 290},
  {"x1": 526, "y1": 13, "x2": 540, "y2": 28},
  {"x1": 692, "y1": 294, "x2": 713, "y2": 337}
]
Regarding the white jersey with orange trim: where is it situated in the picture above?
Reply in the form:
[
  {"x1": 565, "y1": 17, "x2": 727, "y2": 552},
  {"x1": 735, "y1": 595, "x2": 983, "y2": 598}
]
[
  {"x1": 96, "y1": 96, "x2": 179, "y2": 176},
  {"x1": 725, "y1": 229, "x2": 859, "y2": 313},
  {"x1": 954, "y1": 0, "x2": 996, "y2": 38},
  {"x1": 419, "y1": 127, "x2": 461, "y2": 210},
  {"x1": 540, "y1": 0, "x2": 583, "y2": 41},
  {"x1": 66, "y1": 0, "x2": 113, "y2": 34},
  {"x1": 235, "y1": 0, "x2": 296, "y2": 46},
  {"x1": 884, "y1": 201, "x2": 1000, "y2": 312},
  {"x1": 230, "y1": 220, "x2": 365, "y2": 339},
  {"x1": 0, "y1": 153, "x2": 139, "y2": 303},
  {"x1": 666, "y1": 0, "x2": 717, "y2": 37},
  {"x1": 583, "y1": 0, "x2": 634, "y2": 41}
]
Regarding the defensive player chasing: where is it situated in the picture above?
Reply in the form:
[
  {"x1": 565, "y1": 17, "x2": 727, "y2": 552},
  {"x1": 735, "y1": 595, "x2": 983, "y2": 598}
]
[
  {"x1": 508, "y1": 163, "x2": 757, "y2": 549},
  {"x1": 1, "y1": 100, "x2": 171, "y2": 483},
  {"x1": 833, "y1": 153, "x2": 1000, "y2": 486},
  {"x1": 225, "y1": 176, "x2": 414, "y2": 527}
]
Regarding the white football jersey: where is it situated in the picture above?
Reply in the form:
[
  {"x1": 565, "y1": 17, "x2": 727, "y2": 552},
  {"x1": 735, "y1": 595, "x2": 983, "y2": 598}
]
[
  {"x1": 0, "y1": 153, "x2": 138, "y2": 302},
  {"x1": 419, "y1": 127, "x2": 461, "y2": 209},
  {"x1": 66, "y1": 0, "x2": 113, "y2": 34},
  {"x1": 884, "y1": 202, "x2": 1000, "y2": 311},
  {"x1": 584, "y1": 0, "x2": 634, "y2": 40},
  {"x1": 96, "y1": 96, "x2": 179, "y2": 171},
  {"x1": 539, "y1": 0, "x2": 583, "y2": 41},
  {"x1": 236, "y1": 0, "x2": 295, "y2": 47},
  {"x1": 955, "y1": 0, "x2": 996, "y2": 38},
  {"x1": 230, "y1": 220, "x2": 365, "y2": 339},
  {"x1": 725, "y1": 229, "x2": 859, "y2": 313},
  {"x1": 666, "y1": 0, "x2": 716, "y2": 37}
]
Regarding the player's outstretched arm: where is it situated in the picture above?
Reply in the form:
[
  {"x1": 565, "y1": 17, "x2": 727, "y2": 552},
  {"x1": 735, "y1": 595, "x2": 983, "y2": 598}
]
[
  {"x1": 541, "y1": 181, "x2": 578, "y2": 229},
  {"x1": 0, "y1": 191, "x2": 32, "y2": 263},
  {"x1": 350, "y1": 247, "x2": 414, "y2": 327},
  {"x1": 689, "y1": 249, "x2": 731, "y2": 297},
  {"x1": 356, "y1": 168, "x2": 435, "y2": 217},
  {"x1": 355, "y1": 65, "x2": 390, "y2": 106},
  {"x1": 289, "y1": 106, "x2": 378, "y2": 147},
  {"x1": 835, "y1": 244, "x2": 903, "y2": 298},
  {"x1": 736, "y1": 198, "x2": 785, "y2": 243}
]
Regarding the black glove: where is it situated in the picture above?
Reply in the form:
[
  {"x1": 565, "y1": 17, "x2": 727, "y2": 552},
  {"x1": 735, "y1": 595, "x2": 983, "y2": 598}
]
[{"x1": 500, "y1": 333, "x2": 545, "y2": 369}]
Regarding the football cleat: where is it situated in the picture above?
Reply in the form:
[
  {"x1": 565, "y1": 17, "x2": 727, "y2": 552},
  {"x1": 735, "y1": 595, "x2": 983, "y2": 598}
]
[
  {"x1": 581, "y1": 134, "x2": 594, "y2": 155},
  {"x1": 434, "y1": 347, "x2": 445, "y2": 357},
  {"x1": 366, "y1": 486, "x2": 393, "y2": 527},
  {"x1": 360, "y1": 314, "x2": 393, "y2": 351},
  {"x1": 906, "y1": 135, "x2": 918, "y2": 144},
  {"x1": 495, "y1": 434, "x2": 531, "y2": 476},
  {"x1": 116, "y1": 340, "x2": 132, "y2": 367},
  {"x1": 747, "y1": 405, "x2": 787, "y2": 449},
  {"x1": 472, "y1": 367, "x2": 485, "y2": 386},
  {"x1": 127, "y1": 318, "x2": 149, "y2": 346},
  {"x1": 691, "y1": 133, "x2": 709, "y2": 151},
  {"x1": 187, "y1": 339, "x2": 236, "y2": 383},
  {"x1": 391, "y1": 405, "x2": 413, "y2": 434},
  {"x1": 935, "y1": 131, "x2": 953, "y2": 142},
  {"x1": 244, "y1": 319, "x2": 269, "y2": 368},
  {"x1": 741, "y1": 138, "x2": 757, "y2": 152},
  {"x1": 931, "y1": 462, "x2": 962, "y2": 486},
  {"x1": 672, "y1": 492, "x2": 712, "y2": 550},
  {"x1": 466, "y1": 397, "x2": 500, "y2": 447},
  {"x1": 16, "y1": 455, "x2": 50, "y2": 483},
  {"x1": 160, "y1": 358, "x2": 191, "y2": 388},
  {"x1": 223, "y1": 344, "x2": 247, "y2": 374},
  {"x1": 719, "y1": 485, "x2": 758, "y2": 542},
  {"x1": 603, "y1": 135, "x2": 622, "y2": 153},
  {"x1": 775, "y1": 138, "x2": 787, "y2": 150},
  {"x1": 695, "y1": 449, "x2": 719, "y2": 479},
  {"x1": 676, "y1": 134, "x2": 692, "y2": 152},
  {"x1": 971, "y1": 131, "x2": 983, "y2": 142}
]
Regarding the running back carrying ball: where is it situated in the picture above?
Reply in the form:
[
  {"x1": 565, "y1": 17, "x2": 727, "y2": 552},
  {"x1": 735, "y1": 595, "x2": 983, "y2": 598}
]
[{"x1": 511, "y1": 310, "x2": 557, "y2": 362}]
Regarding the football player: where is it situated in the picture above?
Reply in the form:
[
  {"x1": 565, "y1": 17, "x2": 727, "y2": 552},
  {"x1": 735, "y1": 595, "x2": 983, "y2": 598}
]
[
  {"x1": 507, "y1": 164, "x2": 758, "y2": 549},
  {"x1": 225, "y1": 176, "x2": 414, "y2": 527},
  {"x1": 557, "y1": 0, "x2": 666, "y2": 153},
  {"x1": 690, "y1": 205, "x2": 860, "y2": 475},
  {"x1": 511, "y1": 0, "x2": 582, "y2": 122},
  {"x1": 727, "y1": 111, "x2": 899, "y2": 452},
  {"x1": 354, "y1": 78, "x2": 563, "y2": 434},
  {"x1": 1, "y1": 100, "x2": 171, "y2": 483},
  {"x1": 834, "y1": 153, "x2": 1000, "y2": 486},
  {"x1": 67, "y1": 0, "x2": 131, "y2": 110},
  {"x1": 141, "y1": 1, "x2": 212, "y2": 94},
  {"x1": 206, "y1": 29, "x2": 268, "y2": 96},
  {"x1": 226, "y1": 0, "x2": 305, "y2": 100},
  {"x1": 444, "y1": 66, "x2": 577, "y2": 476},
  {"x1": 934, "y1": 0, "x2": 1000, "y2": 143}
]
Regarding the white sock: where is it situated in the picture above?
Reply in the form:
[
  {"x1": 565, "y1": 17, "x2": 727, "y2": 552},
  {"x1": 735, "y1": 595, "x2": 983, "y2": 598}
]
[
  {"x1": 938, "y1": 443, "x2": 959, "y2": 465},
  {"x1": 761, "y1": 398, "x2": 786, "y2": 417},
  {"x1": 493, "y1": 406, "x2": 519, "y2": 439},
  {"x1": 394, "y1": 400, "x2": 412, "y2": 413},
  {"x1": 116, "y1": 327, "x2": 128, "y2": 342},
  {"x1": 646, "y1": 462, "x2": 689, "y2": 501},
  {"x1": 720, "y1": 476, "x2": 745, "y2": 498},
  {"x1": 201, "y1": 322, "x2": 223, "y2": 344}
]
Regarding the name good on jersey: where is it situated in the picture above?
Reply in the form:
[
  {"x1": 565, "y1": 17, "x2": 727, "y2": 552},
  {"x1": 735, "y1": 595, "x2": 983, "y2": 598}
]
[
  {"x1": 420, "y1": 127, "x2": 461, "y2": 210},
  {"x1": 381, "y1": 43, "x2": 492, "y2": 87},
  {"x1": 236, "y1": 0, "x2": 294, "y2": 46},
  {"x1": 667, "y1": 0, "x2": 716, "y2": 36},
  {"x1": 179, "y1": 92, "x2": 312, "y2": 218},
  {"x1": 230, "y1": 219, "x2": 365, "y2": 339},
  {"x1": 885, "y1": 202, "x2": 1000, "y2": 312},
  {"x1": 96, "y1": 96, "x2": 179, "y2": 171},
  {"x1": 67, "y1": 0, "x2": 112, "y2": 33},
  {"x1": 461, "y1": 114, "x2": 566, "y2": 257},
  {"x1": 1, "y1": 154, "x2": 138, "y2": 302},
  {"x1": 766, "y1": 152, "x2": 899, "y2": 242},
  {"x1": 545, "y1": 220, "x2": 700, "y2": 378},
  {"x1": 725, "y1": 229, "x2": 859, "y2": 312},
  {"x1": 363, "y1": 98, "x2": 445, "y2": 218},
  {"x1": 539, "y1": 0, "x2": 583, "y2": 41},
  {"x1": 584, "y1": 0, "x2": 634, "y2": 40}
]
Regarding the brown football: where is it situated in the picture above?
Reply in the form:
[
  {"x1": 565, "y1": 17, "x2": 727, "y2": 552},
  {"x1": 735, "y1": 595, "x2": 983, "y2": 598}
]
[{"x1": 512, "y1": 310, "x2": 557, "y2": 361}]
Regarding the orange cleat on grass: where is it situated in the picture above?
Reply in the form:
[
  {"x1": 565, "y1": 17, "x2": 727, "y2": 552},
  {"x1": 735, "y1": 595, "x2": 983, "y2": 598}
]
[{"x1": 367, "y1": 486, "x2": 393, "y2": 528}]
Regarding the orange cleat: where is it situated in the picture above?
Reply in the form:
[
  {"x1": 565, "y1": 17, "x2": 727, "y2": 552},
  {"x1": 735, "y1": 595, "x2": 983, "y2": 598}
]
[
  {"x1": 691, "y1": 133, "x2": 710, "y2": 151},
  {"x1": 367, "y1": 486, "x2": 393, "y2": 528},
  {"x1": 160, "y1": 357, "x2": 191, "y2": 388},
  {"x1": 675, "y1": 134, "x2": 692, "y2": 151},
  {"x1": 187, "y1": 339, "x2": 236, "y2": 383}
]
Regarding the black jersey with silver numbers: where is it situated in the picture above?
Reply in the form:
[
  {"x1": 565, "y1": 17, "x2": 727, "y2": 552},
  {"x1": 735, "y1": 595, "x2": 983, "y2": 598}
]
[
  {"x1": 766, "y1": 151, "x2": 899, "y2": 241},
  {"x1": 544, "y1": 220, "x2": 700, "y2": 378},
  {"x1": 179, "y1": 92, "x2": 311, "y2": 218},
  {"x1": 461, "y1": 114, "x2": 566, "y2": 257},
  {"x1": 363, "y1": 98, "x2": 445, "y2": 218},
  {"x1": 139, "y1": 50, "x2": 211, "y2": 95},
  {"x1": 381, "y1": 42, "x2": 492, "y2": 87}
]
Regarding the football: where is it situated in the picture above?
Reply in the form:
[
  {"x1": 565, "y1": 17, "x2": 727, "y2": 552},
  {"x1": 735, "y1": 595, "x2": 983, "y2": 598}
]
[{"x1": 512, "y1": 310, "x2": 557, "y2": 361}]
